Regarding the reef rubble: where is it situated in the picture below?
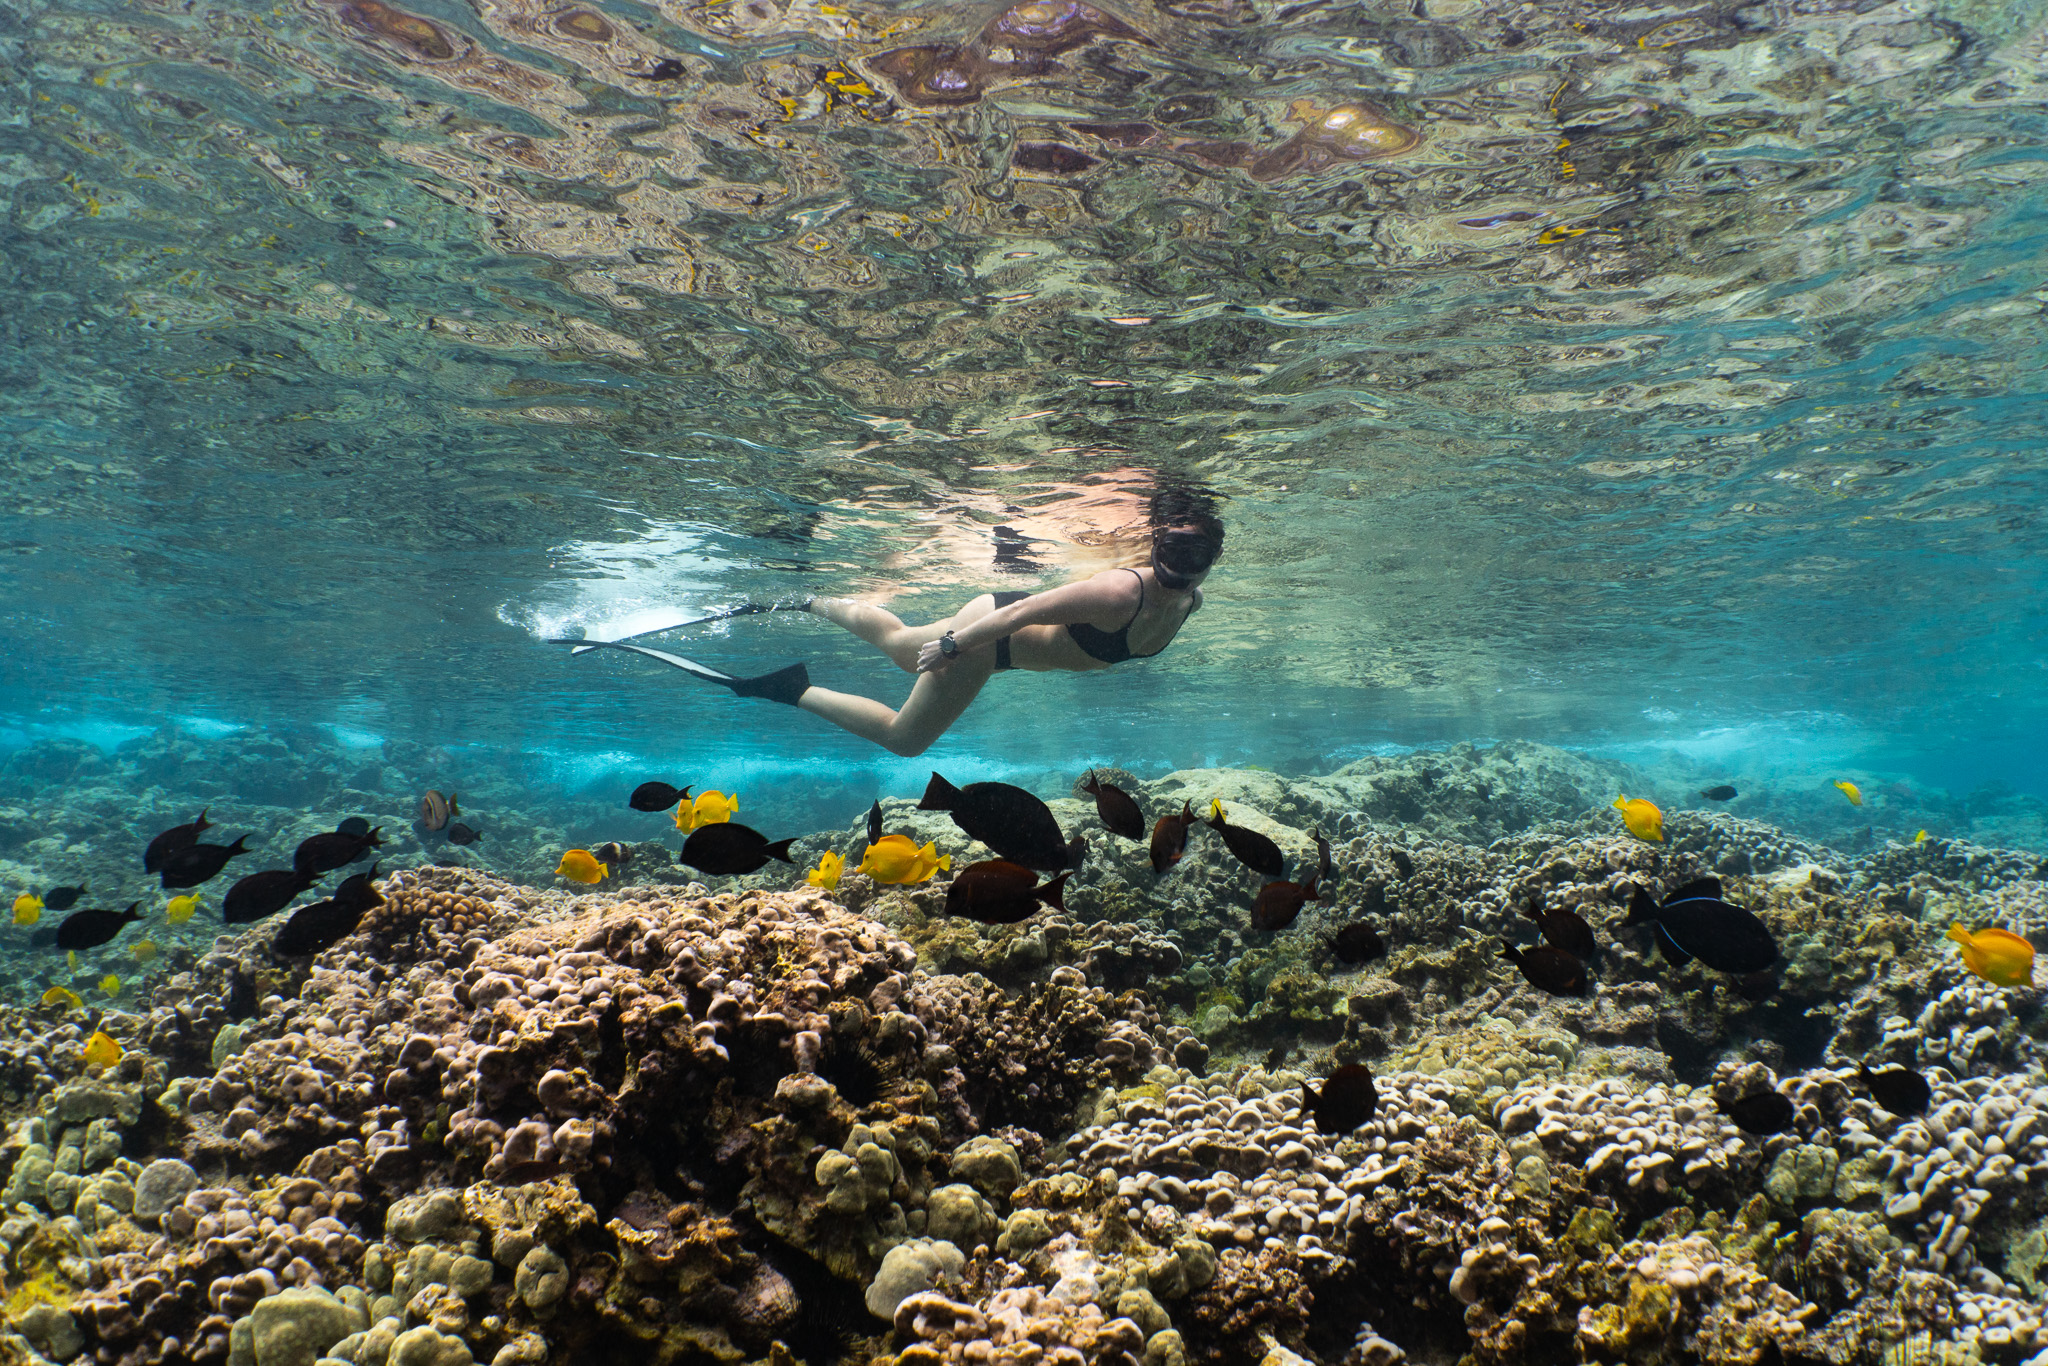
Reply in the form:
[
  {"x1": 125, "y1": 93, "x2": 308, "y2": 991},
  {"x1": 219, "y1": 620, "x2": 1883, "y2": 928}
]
[{"x1": 0, "y1": 748, "x2": 2041, "y2": 1365}]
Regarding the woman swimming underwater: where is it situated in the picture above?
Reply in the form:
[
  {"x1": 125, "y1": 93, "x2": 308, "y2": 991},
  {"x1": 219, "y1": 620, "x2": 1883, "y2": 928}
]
[{"x1": 555, "y1": 489, "x2": 1224, "y2": 756}]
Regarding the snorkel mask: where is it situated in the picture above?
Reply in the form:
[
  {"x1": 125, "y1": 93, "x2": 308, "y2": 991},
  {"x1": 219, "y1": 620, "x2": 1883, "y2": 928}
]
[{"x1": 1151, "y1": 529, "x2": 1216, "y2": 591}]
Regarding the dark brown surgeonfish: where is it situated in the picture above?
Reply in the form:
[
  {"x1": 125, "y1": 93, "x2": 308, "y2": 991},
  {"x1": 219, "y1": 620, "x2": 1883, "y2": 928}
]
[
  {"x1": 1205, "y1": 801, "x2": 1285, "y2": 876},
  {"x1": 630, "y1": 781, "x2": 690, "y2": 813},
  {"x1": 331, "y1": 865, "x2": 383, "y2": 915},
  {"x1": 225, "y1": 967, "x2": 260, "y2": 1022},
  {"x1": 592, "y1": 841, "x2": 633, "y2": 869},
  {"x1": 920, "y1": 773, "x2": 1085, "y2": 871},
  {"x1": 1150, "y1": 802, "x2": 1197, "y2": 874},
  {"x1": 55, "y1": 903, "x2": 142, "y2": 950},
  {"x1": 1623, "y1": 878, "x2": 1778, "y2": 974},
  {"x1": 679, "y1": 822, "x2": 797, "y2": 876},
  {"x1": 1330, "y1": 921, "x2": 1385, "y2": 964},
  {"x1": 418, "y1": 790, "x2": 458, "y2": 831},
  {"x1": 1499, "y1": 939, "x2": 1589, "y2": 996},
  {"x1": 1859, "y1": 1064, "x2": 1932, "y2": 1117},
  {"x1": 1312, "y1": 831, "x2": 1335, "y2": 884},
  {"x1": 225, "y1": 869, "x2": 317, "y2": 925},
  {"x1": 446, "y1": 823, "x2": 482, "y2": 847},
  {"x1": 144, "y1": 810, "x2": 213, "y2": 873},
  {"x1": 42, "y1": 884, "x2": 87, "y2": 911},
  {"x1": 159, "y1": 835, "x2": 252, "y2": 889},
  {"x1": 1081, "y1": 771, "x2": 1145, "y2": 841},
  {"x1": 1251, "y1": 875, "x2": 1322, "y2": 932},
  {"x1": 1519, "y1": 896, "x2": 1598, "y2": 960},
  {"x1": 294, "y1": 828, "x2": 382, "y2": 877},
  {"x1": 1700, "y1": 785, "x2": 1739, "y2": 801},
  {"x1": 943, "y1": 860, "x2": 1071, "y2": 924},
  {"x1": 1722, "y1": 1090, "x2": 1795, "y2": 1136},
  {"x1": 1302, "y1": 1063, "x2": 1378, "y2": 1133},
  {"x1": 273, "y1": 897, "x2": 365, "y2": 956},
  {"x1": 336, "y1": 816, "x2": 372, "y2": 838}
]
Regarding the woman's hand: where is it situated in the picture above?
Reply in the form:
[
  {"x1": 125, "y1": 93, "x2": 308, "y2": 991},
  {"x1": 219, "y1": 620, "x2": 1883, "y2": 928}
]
[{"x1": 915, "y1": 638, "x2": 955, "y2": 673}]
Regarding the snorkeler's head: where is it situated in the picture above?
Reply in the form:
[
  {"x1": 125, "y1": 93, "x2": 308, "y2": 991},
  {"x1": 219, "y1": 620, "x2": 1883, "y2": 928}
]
[{"x1": 1148, "y1": 486, "x2": 1223, "y2": 590}]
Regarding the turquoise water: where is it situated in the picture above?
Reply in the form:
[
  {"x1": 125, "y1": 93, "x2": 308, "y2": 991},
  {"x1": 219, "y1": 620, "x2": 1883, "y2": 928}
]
[{"x1": 2, "y1": 0, "x2": 2046, "y2": 806}]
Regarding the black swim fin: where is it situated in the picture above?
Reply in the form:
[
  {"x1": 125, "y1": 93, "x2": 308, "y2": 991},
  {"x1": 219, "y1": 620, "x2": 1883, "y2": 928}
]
[{"x1": 549, "y1": 639, "x2": 811, "y2": 706}]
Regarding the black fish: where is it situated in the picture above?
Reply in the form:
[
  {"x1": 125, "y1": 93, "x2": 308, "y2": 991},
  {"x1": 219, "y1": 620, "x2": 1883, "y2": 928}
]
[
  {"x1": 1860, "y1": 1064, "x2": 1932, "y2": 1118},
  {"x1": 55, "y1": 903, "x2": 142, "y2": 950},
  {"x1": 446, "y1": 823, "x2": 482, "y2": 846},
  {"x1": 42, "y1": 885, "x2": 87, "y2": 911},
  {"x1": 294, "y1": 828, "x2": 382, "y2": 877},
  {"x1": 1302, "y1": 1063, "x2": 1378, "y2": 1133},
  {"x1": 159, "y1": 835, "x2": 252, "y2": 889},
  {"x1": 640, "y1": 57, "x2": 686, "y2": 79},
  {"x1": 1499, "y1": 939, "x2": 1589, "y2": 996},
  {"x1": 332, "y1": 865, "x2": 384, "y2": 915},
  {"x1": 225, "y1": 869, "x2": 316, "y2": 925},
  {"x1": 1722, "y1": 1090, "x2": 1795, "y2": 1136},
  {"x1": 1150, "y1": 802, "x2": 1196, "y2": 874},
  {"x1": 631, "y1": 781, "x2": 691, "y2": 813},
  {"x1": 866, "y1": 801, "x2": 884, "y2": 846},
  {"x1": 225, "y1": 966, "x2": 259, "y2": 1022},
  {"x1": 1204, "y1": 802, "x2": 1285, "y2": 877},
  {"x1": 943, "y1": 860, "x2": 1070, "y2": 925},
  {"x1": 273, "y1": 898, "x2": 365, "y2": 956},
  {"x1": 1081, "y1": 771, "x2": 1145, "y2": 841},
  {"x1": 1519, "y1": 896, "x2": 1598, "y2": 960},
  {"x1": 679, "y1": 822, "x2": 797, "y2": 876},
  {"x1": 336, "y1": 816, "x2": 372, "y2": 838},
  {"x1": 1330, "y1": 922, "x2": 1385, "y2": 964},
  {"x1": 1622, "y1": 878, "x2": 1778, "y2": 975},
  {"x1": 144, "y1": 810, "x2": 212, "y2": 873},
  {"x1": 1252, "y1": 875, "x2": 1321, "y2": 932},
  {"x1": 919, "y1": 773, "x2": 1084, "y2": 872},
  {"x1": 1389, "y1": 849, "x2": 1415, "y2": 878},
  {"x1": 593, "y1": 841, "x2": 633, "y2": 868},
  {"x1": 1312, "y1": 831, "x2": 1334, "y2": 885},
  {"x1": 1700, "y1": 785, "x2": 1739, "y2": 802}
]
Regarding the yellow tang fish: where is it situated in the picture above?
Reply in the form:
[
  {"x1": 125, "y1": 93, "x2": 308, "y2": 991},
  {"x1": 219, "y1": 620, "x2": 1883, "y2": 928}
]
[
  {"x1": 166, "y1": 893, "x2": 202, "y2": 924},
  {"x1": 555, "y1": 849, "x2": 609, "y2": 884},
  {"x1": 857, "y1": 835, "x2": 950, "y2": 885},
  {"x1": 677, "y1": 790, "x2": 739, "y2": 832},
  {"x1": 1947, "y1": 923, "x2": 2034, "y2": 988},
  {"x1": 100, "y1": 974, "x2": 121, "y2": 996},
  {"x1": 12, "y1": 893, "x2": 41, "y2": 926},
  {"x1": 82, "y1": 1031, "x2": 121, "y2": 1070},
  {"x1": 1612, "y1": 795, "x2": 1665, "y2": 843},
  {"x1": 130, "y1": 940, "x2": 158, "y2": 961},
  {"x1": 39, "y1": 986, "x2": 82, "y2": 1011},
  {"x1": 806, "y1": 851, "x2": 844, "y2": 890},
  {"x1": 67, "y1": 950, "x2": 77, "y2": 972},
  {"x1": 1835, "y1": 780, "x2": 1864, "y2": 806},
  {"x1": 1914, "y1": 830, "x2": 1930, "y2": 845}
]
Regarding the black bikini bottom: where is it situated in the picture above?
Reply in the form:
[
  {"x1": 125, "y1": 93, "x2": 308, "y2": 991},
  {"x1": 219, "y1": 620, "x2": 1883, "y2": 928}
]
[{"x1": 990, "y1": 590, "x2": 1031, "y2": 671}]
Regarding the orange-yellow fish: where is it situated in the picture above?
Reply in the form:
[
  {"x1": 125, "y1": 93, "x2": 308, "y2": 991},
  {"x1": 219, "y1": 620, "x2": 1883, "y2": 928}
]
[
  {"x1": 856, "y1": 835, "x2": 949, "y2": 885},
  {"x1": 1914, "y1": 830, "x2": 1929, "y2": 845},
  {"x1": 82, "y1": 1030, "x2": 121, "y2": 1070},
  {"x1": 1835, "y1": 780, "x2": 1863, "y2": 806},
  {"x1": 166, "y1": 893, "x2": 202, "y2": 924},
  {"x1": 676, "y1": 790, "x2": 739, "y2": 832},
  {"x1": 1612, "y1": 795, "x2": 1665, "y2": 843},
  {"x1": 12, "y1": 893, "x2": 41, "y2": 926},
  {"x1": 39, "y1": 986, "x2": 82, "y2": 1011},
  {"x1": 130, "y1": 940, "x2": 158, "y2": 961},
  {"x1": 100, "y1": 974, "x2": 121, "y2": 996},
  {"x1": 1947, "y1": 923, "x2": 2034, "y2": 988},
  {"x1": 806, "y1": 851, "x2": 844, "y2": 890},
  {"x1": 555, "y1": 849, "x2": 608, "y2": 884}
]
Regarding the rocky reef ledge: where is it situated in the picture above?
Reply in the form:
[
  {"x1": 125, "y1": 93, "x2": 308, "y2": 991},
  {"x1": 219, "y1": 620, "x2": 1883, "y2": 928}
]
[{"x1": 1, "y1": 765, "x2": 2046, "y2": 1364}]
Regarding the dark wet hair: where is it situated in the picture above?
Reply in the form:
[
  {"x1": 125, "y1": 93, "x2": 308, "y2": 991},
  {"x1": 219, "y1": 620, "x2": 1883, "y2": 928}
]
[{"x1": 1148, "y1": 486, "x2": 1224, "y2": 576}]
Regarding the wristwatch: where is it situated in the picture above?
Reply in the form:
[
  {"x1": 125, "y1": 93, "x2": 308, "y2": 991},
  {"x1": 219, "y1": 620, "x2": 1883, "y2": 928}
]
[{"x1": 938, "y1": 630, "x2": 959, "y2": 658}]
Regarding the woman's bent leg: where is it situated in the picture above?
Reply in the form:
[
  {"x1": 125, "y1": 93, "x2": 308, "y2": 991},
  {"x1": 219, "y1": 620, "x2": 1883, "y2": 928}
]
[
  {"x1": 811, "y1": 595, "x2": 991, "y2": 674},
  {"x1": 798, "y1": 660, "x2": 992, "y2": 756}
]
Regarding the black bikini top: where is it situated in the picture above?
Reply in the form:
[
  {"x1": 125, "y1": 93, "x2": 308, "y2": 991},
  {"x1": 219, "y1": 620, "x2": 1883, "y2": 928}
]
[{"x1": 1067, "y1": 569, "x2": 1197, "y2": 664}]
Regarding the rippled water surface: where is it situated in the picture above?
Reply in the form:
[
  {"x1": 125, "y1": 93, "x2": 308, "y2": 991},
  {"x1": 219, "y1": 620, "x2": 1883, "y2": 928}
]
[{"x1": 2, "y1": 0, "x2": 2046, "y2": 781}]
